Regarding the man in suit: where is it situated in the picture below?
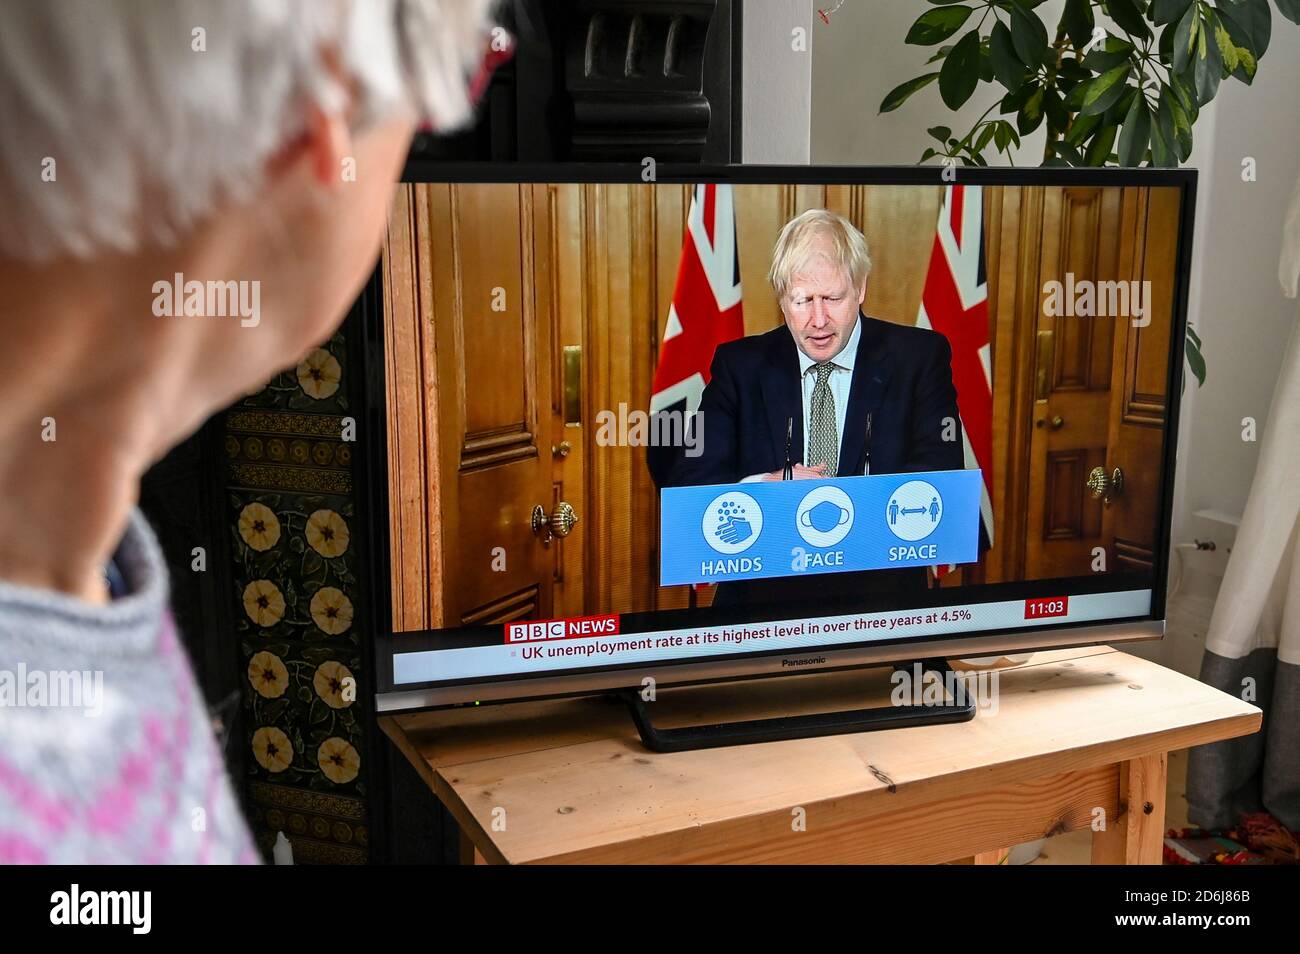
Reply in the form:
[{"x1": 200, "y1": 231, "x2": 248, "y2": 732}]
[{"x1": 667, "y1": 208, "x2": 965, "y2": 610}]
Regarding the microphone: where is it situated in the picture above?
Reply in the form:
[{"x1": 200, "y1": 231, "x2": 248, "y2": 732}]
[
  {"x1": 864, "y1": 412, "x2": 873, "y2": 476},
  {"x1": 783, "y1": 417, "x2": 794, "y2": 480}
]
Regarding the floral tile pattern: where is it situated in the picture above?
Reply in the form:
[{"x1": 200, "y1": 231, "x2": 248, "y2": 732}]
[{"x1": 224, "y1": 330, "x2": 370, "y2": 863}]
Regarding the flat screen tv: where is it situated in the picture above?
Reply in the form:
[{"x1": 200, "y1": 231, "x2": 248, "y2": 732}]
[{"x1": 362, "y1": 164, "x2": 1195, "y2": 745}]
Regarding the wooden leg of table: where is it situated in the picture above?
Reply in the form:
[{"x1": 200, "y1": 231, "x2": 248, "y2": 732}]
[
  {"x1": 951, "y1": 847, "x2": 1011, "y2": 865},
  {"x1": 1091, "y1": 752, "x2": 1167, "y2": 865},
  {"x1": 458, "y1": 827, "x2": 485, "y2": 865}
]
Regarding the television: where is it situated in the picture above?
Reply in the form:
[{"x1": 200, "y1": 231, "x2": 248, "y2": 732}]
[{"x1": 362, "y1": 164, "x2": 1195, "y2": 747}]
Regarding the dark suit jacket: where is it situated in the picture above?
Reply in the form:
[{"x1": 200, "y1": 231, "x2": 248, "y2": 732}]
[{"x1": 666, "y1": 313, "x2": 964, "y2": 610}]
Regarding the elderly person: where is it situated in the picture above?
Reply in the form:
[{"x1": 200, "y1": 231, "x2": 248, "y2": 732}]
[
  {"x1": 0, "y1": 0, "x2": 500, "y2": 863},
  {"x1": 670, "y1": 208, "x2": 963, "y2": 607}
]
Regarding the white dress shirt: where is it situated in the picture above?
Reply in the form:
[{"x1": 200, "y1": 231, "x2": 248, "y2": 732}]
[{"x1": 743, "y1": 317, "x2": 862, "y2": 480}]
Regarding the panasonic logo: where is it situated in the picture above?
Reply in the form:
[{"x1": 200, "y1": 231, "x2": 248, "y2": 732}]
[{"x1": 781, "y1": 656, "x2": 826, "y2": 668}]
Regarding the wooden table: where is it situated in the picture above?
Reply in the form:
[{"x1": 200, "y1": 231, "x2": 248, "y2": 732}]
[{"x1": 379, "y1": 646, "x2": 1261, "y2": 865}]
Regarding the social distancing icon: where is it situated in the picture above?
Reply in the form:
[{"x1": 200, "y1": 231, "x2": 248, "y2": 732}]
[{"x1": 886, "y1": 479, "x2": 943, "y2": 542}]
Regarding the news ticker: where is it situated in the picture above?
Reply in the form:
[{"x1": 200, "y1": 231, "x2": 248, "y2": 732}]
[
  {"x1": 658, "y1": 470, "x2": 983, "y2": 586},
  {"x1": 391, "y1": 590, "x2": 1150, "y2": 685}
]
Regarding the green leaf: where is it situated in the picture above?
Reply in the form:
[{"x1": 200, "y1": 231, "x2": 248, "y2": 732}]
[
  {"x1": 880, "y1": 72, "x2": 940, "y2": 112},
  {"x1": 926, "y1": 0, "x2": 970, "y2": 4},
  {"x1": 906, "y1": 6, "x2": 975, "y2": 45},
  {"x1": 1153, "y1": 0, "x2": 1194, "y2": 25},
  {"x1": 1193, "y1": 14, "x2": 1224, "y2": 103},
  {"x1": 1217, "y1": 4, "x2": 1263, "y2": 81},
  {"x1": 1173, "y1": 2, "x2": 1200, "y2": 74},
  {"x1": 1003, "y1": 120, "x2": 1022, "y2": 149},
  {"x1": 928, "y1": 125, "x2": 954, "y2": 143},
  {"x1": 1276, "y1": 0, "x2": 1300, "y2": 25},
  {"x1": 993, "y1": 122, "x2": 1011, "y2": 152},
  {"x1": 975, "y1": 122, "x2": 998, "y2": 153},
  {"x1": 1065, "y1": 110, "x2": 1102, "y2": 146},
  {"x1": 1080, "y1": 64, "x2": 1132, "y2": 116},
  {"x1": 1159, "y1": 16, "x2": 1178, "y2": 60},
  {"x1": 1000, "y1": 80, "x2": 1038, "y2": 115},
  {"x1": 939, "y1": 30, "x2": 982, "y2": 109},
  {"x1": 1009, "y1": 1, "x2": 1050, "y2": 68},
  {"x1": 1043, "y1": 86, "x2": 1070, "y2": 132},
  {"x1": 1017, "y1": 86, "x2": 1046, "y2": 134},
  {"x1": 989, "y1": 21, "x2": 1026, "y2": 90},
  {"x1": 978, "y1": 40, "x2": 996, "y2": 82},
  {"x1": 1062, "y1": 0, "x2": 1096, "y2": 48},
  {"x1": 1053, "y1": 140, "x2": 1085, "y2": 165},
  {"x1": 927, "y1": 45, "x2": 955, "y2": 64},
  {"x1": 1108, "y1": 0, "x2": 1153, "y2": 40},
  {"x1": 1161, "y1": 84, "x2": 1194, "y2": 159},
  {"x1": 1084, "y1": 123, "x2": 1119, "y2": 165},
  {"x1": 1057, "y1": 57, "x2": 1092, "y2": 84},
  {"x1": 1117, "y1": 92, "x2": 1151, "y2": 166},
  {"x1": 1219, "y1": 0, "x2": 1272, "y2": 58},
  {"x1": 1214, "y1": 22, "x2": 1240, "y2": 71},
  {"x1": 1170, "y1": 74, "x2": 1196, "y2": 112},
  {"x1": 919, "y1": 147, "x2": 939, "y2": 162},
  {"x1": 1151, "y1": 93, "x2": 1178, "y2": 166},
  {"x1": 1082, "y1": 43, "x2": 1135, "y2": 73},
  {"x1": 1185, "y1": 329, "x2": 1207, "y2": 387}
]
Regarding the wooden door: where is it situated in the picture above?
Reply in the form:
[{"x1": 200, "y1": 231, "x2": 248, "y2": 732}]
[
  {"x1": 384, "y1": 183, "x2": 557, "y2": 631},
  {"x1": 1021, "y1": 186, "x2": 1175, "y2": 580},
  {"x1": 1024, "y1": 186, "x2": 1123, "y2": 578},
  {"x1": 1100, "y1": 187, "x2": 1179, "y2": 575}
]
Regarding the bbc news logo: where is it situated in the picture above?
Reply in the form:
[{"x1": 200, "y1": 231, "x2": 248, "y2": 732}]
[{"x1": 505, "y1": 614, "x2": 621, "y2": 643}]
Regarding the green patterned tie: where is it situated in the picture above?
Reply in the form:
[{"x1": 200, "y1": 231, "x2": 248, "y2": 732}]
[{"x1": 807, "y1": 362, "x2": 838, "y2": 476}]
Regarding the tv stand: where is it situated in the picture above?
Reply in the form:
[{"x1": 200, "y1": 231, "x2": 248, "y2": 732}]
[{"x1": 617, "y1": 658, "x2": 975, "y2": 753}]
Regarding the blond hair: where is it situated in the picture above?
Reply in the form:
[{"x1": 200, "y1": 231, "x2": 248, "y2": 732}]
[{"x1": 768, "y1": 209, "x2": 872, "y2": 300}]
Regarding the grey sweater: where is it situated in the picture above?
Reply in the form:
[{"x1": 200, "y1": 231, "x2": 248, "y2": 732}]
[{"x1": 0, "y1": 511, "x2": 256, "y2": 863}]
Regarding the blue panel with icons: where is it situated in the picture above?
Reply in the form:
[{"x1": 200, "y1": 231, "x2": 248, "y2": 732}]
[{"x1": 659, "y1": 470, "x2": 983, "y2": 585}]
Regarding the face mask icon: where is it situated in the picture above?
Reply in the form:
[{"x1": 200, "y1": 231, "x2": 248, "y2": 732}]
[{"x1": 800, "y1": 500, "x2": 850, "y2": 534}]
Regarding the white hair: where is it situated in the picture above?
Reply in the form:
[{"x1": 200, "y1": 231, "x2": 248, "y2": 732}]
[{"x1": 0, "y1": 0, "x2": 499, "y2": 262}]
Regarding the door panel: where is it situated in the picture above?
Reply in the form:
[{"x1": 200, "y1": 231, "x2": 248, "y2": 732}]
[
  {"x1": 1101, "y1": 187, "x2": 1179, "y2": 574},
  {"x1": 384, "y1": 183, "x2": 555, "y2": 630},
  {"x1": 1025, "y1": 186, "x2": 1124, "y2": 579},
  {"x1": 433, "y1": 183, "x2": 554, "y2": 626}
]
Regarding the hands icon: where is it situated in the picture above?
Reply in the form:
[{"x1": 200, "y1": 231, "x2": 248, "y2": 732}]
[
  {"x1": 713, "y1": 499, "x2": 754, "y2": 545},
  {"x1": 715, "y1": 514, "x2": 753, "y2": 545},
  {"x1": 703, "y1": 493, "x2": 763, "y2": 555}
]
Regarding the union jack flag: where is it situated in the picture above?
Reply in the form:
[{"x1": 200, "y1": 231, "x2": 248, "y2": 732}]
[
  {"x1": 646, "y1": 183, "x2": 745, "y2": 487},
  {"x1": 916, "y1": 184, "x2": 994, "y2": 577}
]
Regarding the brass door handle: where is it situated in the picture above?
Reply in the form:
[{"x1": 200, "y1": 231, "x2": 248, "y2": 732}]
[
  {"x1": 552, "y1": 440, "x2": 572, "y2": 459},
  {"x1": 1036, "y1": 415, "x2": 1065, "y2": 430},
  {"x1": 531, "y1": 502, "x2": 579, "y2": 543},
  {"x1": 1087, "y1": 466, "x2": 1124, "y2": 504}
]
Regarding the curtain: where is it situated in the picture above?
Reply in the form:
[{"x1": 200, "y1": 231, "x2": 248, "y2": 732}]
[{"x1": 1185, "y1": 171, "x2": 1300, "y2": 831}]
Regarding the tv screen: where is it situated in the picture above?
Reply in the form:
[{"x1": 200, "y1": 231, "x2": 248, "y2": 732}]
[{"x1": 368, "y1": 166, "x2": 1194, "y2": 712}]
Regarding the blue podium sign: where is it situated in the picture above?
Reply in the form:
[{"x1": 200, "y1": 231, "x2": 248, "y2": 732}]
[{"x1": 659, "y1": 470, "x2": 982, "y2": 586}]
